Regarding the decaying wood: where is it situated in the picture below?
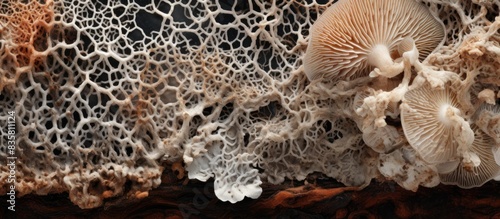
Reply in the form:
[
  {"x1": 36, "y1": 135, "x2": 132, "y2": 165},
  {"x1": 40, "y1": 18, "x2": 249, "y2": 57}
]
[{"x1": 1, "y1": 168, "x2": 500, "y2": 218}]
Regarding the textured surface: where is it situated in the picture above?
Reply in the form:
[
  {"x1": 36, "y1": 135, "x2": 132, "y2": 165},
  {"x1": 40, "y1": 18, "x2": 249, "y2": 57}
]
[
  {"x1": 0, "y1": 0, "x2": 499, "y2": 208},
  {"x1": 303, "y1": 0, "x2": 444, "y2": 81},
  {"x1": 400, "y1": 83, "x2": 462, "y2": 164},
  {"x1": 2, "y1": 178, "x2": 500, "y2": 218}
]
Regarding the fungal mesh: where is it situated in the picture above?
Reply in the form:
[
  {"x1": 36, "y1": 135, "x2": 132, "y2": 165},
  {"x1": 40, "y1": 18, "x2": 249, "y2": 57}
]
[{"x1": 0, "y1": 0, "x2": 498, "y2": 208}]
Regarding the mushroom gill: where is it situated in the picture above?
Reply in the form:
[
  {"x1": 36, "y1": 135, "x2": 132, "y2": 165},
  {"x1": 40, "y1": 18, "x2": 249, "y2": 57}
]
[
  {"x1": 400, "y1": 82, "x2": 475, "y2": 165},
  {"x1": 440, "y1": 127, "x2": 500, "y2": 188},
  {"x1": 303, "y1": 0, "x2": 444, "y2": 82}
]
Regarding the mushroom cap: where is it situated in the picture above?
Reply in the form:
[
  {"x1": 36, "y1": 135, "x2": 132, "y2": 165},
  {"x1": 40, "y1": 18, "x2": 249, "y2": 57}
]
[
  {"x1": 304, "y1": 0, "x2": 444, "y2": 81},
  {"x1": 440, "y1": 128, "x2": 500, "y2": 188},
  {"x1": 400, "y1": 83, "x2": 468, "y2": 164}
]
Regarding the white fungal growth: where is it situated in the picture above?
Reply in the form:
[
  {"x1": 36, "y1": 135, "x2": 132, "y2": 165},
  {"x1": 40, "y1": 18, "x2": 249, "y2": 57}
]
[
  {"x1": 438, "y1": 104, "x2": 459, "y2": 127},
  {"x1": 440, "y1": 127, "x2": 500, "y2": 188},
  {"x1": 401, "y1": 83, "x2": 475, "y2": 165},
  {"x1": 0, "y1": 0, "x2": 498, "y2": 208},
  {"x1": 474, "y1": 104, "x2": 500, "y2": 144},
  {"x1": 378, "y1": 145, "x2": 440, "y2": 192},
  {"x1": 367, "y1": 45, "x2": 404, "y2": 78}
]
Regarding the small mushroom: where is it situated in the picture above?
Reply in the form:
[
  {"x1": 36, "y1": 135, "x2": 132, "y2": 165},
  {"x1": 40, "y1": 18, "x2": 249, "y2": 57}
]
[
  {"x1": 304, "y1": 0, "x2": 444, "y2": 82},
  {"x1": 400, "y1": 82, "x2": 475, "y2": 165},
  {"x1": 473, "y1": 104, "x2": 500, "y2": 144},
  {"x1": 440, "y1": 128, "x2": 500, "y2": 188}
]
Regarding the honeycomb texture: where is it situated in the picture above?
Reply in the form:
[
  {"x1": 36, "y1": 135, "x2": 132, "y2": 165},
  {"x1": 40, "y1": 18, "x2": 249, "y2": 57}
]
[{"x1": 0, "y1": 0, "x2": 499, "y2": 208}]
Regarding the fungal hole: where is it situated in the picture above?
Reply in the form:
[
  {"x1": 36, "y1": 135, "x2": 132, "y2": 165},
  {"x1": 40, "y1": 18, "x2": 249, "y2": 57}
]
[
  {"x1": 53, "y1": 147, "x2": 61, "y2": 156},
  {"x1": 243, "y1": 133, "x2": 250, "y2": 147},
  {"x1": 125, "y1": 146, "x2": 133, "y2": 157}
]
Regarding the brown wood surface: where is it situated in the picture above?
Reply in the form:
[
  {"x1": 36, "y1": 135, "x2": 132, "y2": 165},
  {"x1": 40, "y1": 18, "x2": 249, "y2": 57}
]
[{"x1": 1, "y1": 169, "x2": 500, "y2": 219}]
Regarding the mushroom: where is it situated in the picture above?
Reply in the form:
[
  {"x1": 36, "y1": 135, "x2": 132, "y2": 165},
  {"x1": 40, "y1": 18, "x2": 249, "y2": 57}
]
[
  {"x1": 400, "y1": 82, "x2": 476, "y2": 166},
  {"x1": 473, "y1": 104, "x2": 500, "y2": 144},
  {"x1": 304, "y1": 0, "x2": 444, "y2": 82},
  {"x1": 440, "y1": 127, "x2": 500, "y2": 188}
]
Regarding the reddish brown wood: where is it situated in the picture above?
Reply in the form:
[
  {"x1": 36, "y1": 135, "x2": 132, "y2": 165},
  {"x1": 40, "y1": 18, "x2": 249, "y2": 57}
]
[{"x1": 1, "y1": 172, "x2": 500, "y2": 218}]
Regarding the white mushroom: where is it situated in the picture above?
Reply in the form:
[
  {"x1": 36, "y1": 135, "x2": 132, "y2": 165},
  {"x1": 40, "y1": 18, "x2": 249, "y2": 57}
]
[
  {"x1": 400, "y1": 82, "x2": 475, "y2": 165},
  {"x1": 473, "y1": 104, "x2": 500, "y2": 168},
  {"x1": 440, "y1": 128, "x2": 500, "y2": 188},
  {"x1": 304, "y1": 0, "x2": 444, "y2": 82}
]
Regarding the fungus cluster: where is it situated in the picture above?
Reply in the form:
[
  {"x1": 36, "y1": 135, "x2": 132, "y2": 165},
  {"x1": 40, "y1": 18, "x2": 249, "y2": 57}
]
[
  {"x1": 0, "y1": 0, "x2": 498, "y2": 208},
  {"x1": 305, "y1": 0, "x2": 500, "y2": 190}
]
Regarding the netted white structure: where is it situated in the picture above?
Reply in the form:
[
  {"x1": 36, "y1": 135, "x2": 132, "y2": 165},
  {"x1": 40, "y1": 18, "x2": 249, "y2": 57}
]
[{"x1": 0, "y1": 0, "x2": 499, "y2": 208}]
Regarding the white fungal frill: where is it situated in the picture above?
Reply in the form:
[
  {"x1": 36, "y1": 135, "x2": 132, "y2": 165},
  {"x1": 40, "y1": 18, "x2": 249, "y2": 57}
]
[
  {"x1": 1, "y1": 0, "x2": 498, "y2": 208},
  {"x1": 473, "y1": 104, "x2": 500, "y2": 144},
  {"x1": 378, "y1": 145, "x2": 440, "y2": 191}
]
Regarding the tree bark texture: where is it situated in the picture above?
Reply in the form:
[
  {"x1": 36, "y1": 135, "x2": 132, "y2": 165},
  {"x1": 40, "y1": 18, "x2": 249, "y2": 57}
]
[{"x1": 1, "y1": 168, "x2": 500, "y2": 219}]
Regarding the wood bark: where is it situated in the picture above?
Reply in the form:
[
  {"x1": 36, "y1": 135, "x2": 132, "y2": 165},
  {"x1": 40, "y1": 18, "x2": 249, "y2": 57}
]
[{"x1": 2, "y1": 169, "x2": 500, "y2": 218}]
